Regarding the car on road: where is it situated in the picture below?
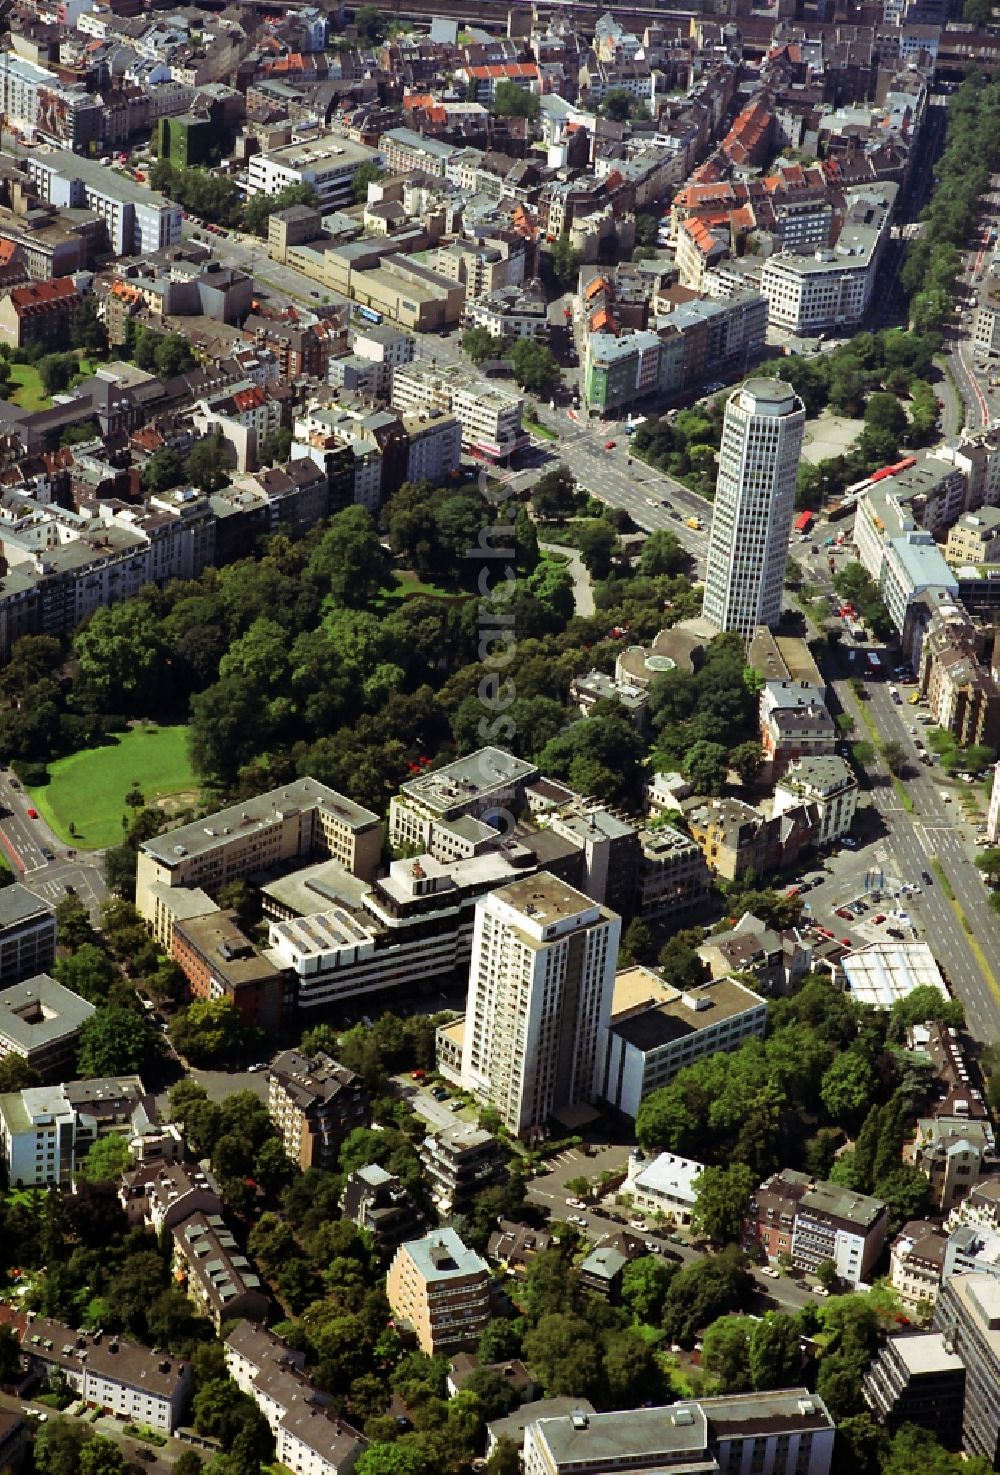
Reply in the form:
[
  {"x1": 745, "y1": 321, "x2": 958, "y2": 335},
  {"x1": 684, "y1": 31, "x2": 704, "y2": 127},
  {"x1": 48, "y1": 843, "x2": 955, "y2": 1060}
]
[
  {"x1": 26, "y1": 808, "x2": 38, "y2": 819},
  {"x1": 760, "y1": 1266, "x2": 780, "y2": 1279},
  {"x1": 815, "y1": 1286, "x2": 831, "y2": 1298},
  {"x1": 604, "y1": 440, "x2": 616, "y2": 450},
  {"x1": 835, "y1": 907, "x2": 853, "y2": 920},
  {"x1": 630, "y1": 1218, "x2": 647, "y2": 1231},
  {"x1": 247, "y1": 1061, "x2": 268, "y2": 1073},
  {"x1": 566, "y1": 1198, "x2": 587, "y2": 1209},
  {"x1": 41, "y1": 847, "x2": 53, "y2": 860},
  {"x1": 841, "y1": 937, "x2": 853, "y2": 947},
  {"x1": 646, "y1": 497, "x2": 658, "y2": 506},
  {"x1": 568, "y1": 1214, "x2": 588, "y2": 1226},
  {"x1": 873, "y1": 913, "x2": 887, "y2": 924}
]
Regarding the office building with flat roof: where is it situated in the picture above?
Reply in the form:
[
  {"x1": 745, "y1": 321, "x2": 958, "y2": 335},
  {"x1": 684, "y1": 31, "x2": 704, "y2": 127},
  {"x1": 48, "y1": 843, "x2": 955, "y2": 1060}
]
[
  {"x1": 389, "y1": 748, "x2": 539, "y2": 859},
  {"x1": 0, "y1": 973, "x2": 94, "y2": 1078},
  {"x1": 387, "y1": 1229, "x2": 490, "y2": 1356},
  {"x1": 598, "y1": 970, "x2": 767, "y2": 1120},
  {"x1": 0, "y1": 885, "x2": 55, "y2": 988},
  {"x1": 863, "y1": 1330, "x2": 965, "y2": 1445},
  {"x1": 248, "y1": 134, "x2": 381, "y2": 213},
  {"x1": 460, "y1": 873, "x2": 621, "y2": 1138},
  {"x1": 26, "y1": 149, "x2": 182, "y2": 256},
  {"x1": 933, "y1": 1274, "x2": 1000, "y2": 1465},
  {"x1": 523, "y1": 1390, "x2": 836, "y2": 1475},
  {"x1": 136, "y1": 777, "x2": 382, "y2": 924},
  {"x1": 703, "y1": 378, "x2": 806, "y2": 638}
]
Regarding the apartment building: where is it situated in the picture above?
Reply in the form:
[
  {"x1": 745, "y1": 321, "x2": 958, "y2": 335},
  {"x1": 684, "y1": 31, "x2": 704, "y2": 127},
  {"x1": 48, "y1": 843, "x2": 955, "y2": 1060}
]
[
  {"x1": 341, "y1": 1164, "x2": 425, "y2": 1252},
  {"x1": 889, "y1": 1220, "x2": 948, "y2": 1310},
  {"x1": 171, "y1": 909, "x2": 289, "y2": 1034},
  {"x1": 759, "y1": 680, "x2": 837, "y2": 776},
  {"x1": 402, "y1": 411, "x2": 462, "y2": 483},
  {"x1": 248, "y1": 135, "x2": 381, "y2": 212},
  {"x1": 20, "y1": 1317, "x2": 192, "y2": 1433},
  {"x1": 386, "y1": 1229, "x2": 490, "y2": 1356},
  {"x1": 686, "y1": 796, "x2": 817, "y2": 884},
  {"x1": 634, "y1": 824, "x2": 711, "y2": 922},
  {"x1": 624, "y1": 1149, "x2": 704, "y2": 1226},
  {"x1": 459, "y1": 873, "x2": 621, "y2": 1138},
  {"x1": 171, "y1": 1211, "x2": 269, "y2": 1331},
  {"x1": 452, "y1": 383, "x2": 526, "y2": 460},
  {"x1": 465, "y1": 284, "x2": 549, "y2": 343},
  {"x1": 749, "y1": 1169, "x2": 888, "y2": 1285},
  {"x1": 225, "y1": 1321, "x2": 367, "y2": 1475},
  {"x1": 905, "y1": 1116, "x2": 994, "y2": 1211},
  {"x1": 973, "y1": 274, "x2": 1000, "y2": 359},
  {"x1": 418, "y1": 1124, "x2": 505, "y2": 1216},
  {"x1": 136, "y1": 778, "x2": 382, "y2": 932},
  {"x1": 0, "y1": 276, "x2": 79, "y2": 350},
  {"x1": 0, "y1": 974, "x2": 94, "y2": 1079},
  {"x1": 522, "y1": 1393, "x2": 836, "y2": 1475},
  {"x1": 945, "y1": 508, "x2": 1000, "y2": 566},
  {"x1": 773, "y1": 756, "x2": 858, "y2": 845},
  {"x1": 598, "y1": 970, "x2": 767, "y2": 1120},
  {"x1": 918, "y1": 607, "x2": 1000, "y2": 751},
  {"x1": 584, "y1": 330, "x2": 677, "y2": 416},
  {"x1": 267, "y1": 1049, "x2": 368, "y2": 1171},
  {"x1": 120, "y1": 1159, "x2": 223, "y2": 1235},
  {"x1": 351, "y1": 322, "x2": 415, "y2": 397},
  {"x1": 26, "y1": 150, "x2": 182, "y2": 255},
  {"x1": 0, "y1": 1075, "x2": 153, "y2": 1188},
  {"x1": 932, "y1": 1274, "x2": 1000, "y2": 1467},
  {"x1": 0, "y1": 885, "x2": 55, "y2": 987},
  {"x1": 381, "y1": 127, "x2": 456, "y2": 178},
  {"x1": 0, "y1": 52, "x2": 103, "y2": 150},
  {"x1": 391, "y1": 363, "x2": 526, "y2": 459}
]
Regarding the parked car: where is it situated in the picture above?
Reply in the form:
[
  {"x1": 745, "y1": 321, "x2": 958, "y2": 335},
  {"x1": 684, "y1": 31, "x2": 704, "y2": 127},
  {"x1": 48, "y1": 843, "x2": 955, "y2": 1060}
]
[
  {"x1": 26, "y1": 808, "x2": 38, "y2": 819},
  {"x1": 760, "y1": 1266, "x2": 780, "y2": 1279}
]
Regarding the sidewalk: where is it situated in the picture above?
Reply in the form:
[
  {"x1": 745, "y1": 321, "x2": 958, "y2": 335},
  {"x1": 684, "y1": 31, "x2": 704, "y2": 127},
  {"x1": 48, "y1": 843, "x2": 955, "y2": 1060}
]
[{"x1": 539, "y1": 541, "x2": 595, "y2": 616}]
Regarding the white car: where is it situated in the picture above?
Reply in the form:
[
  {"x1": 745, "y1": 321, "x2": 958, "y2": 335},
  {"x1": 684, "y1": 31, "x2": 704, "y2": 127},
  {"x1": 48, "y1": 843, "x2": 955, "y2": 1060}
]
[
  {"x1": 568, "y1": 1214, "x2": 588, "y2": 1227},
  {"x1": 760, "y1": 1266, "x2": 780, "y2": 1279},
  {"x1": 814, "y1": 1286, "x2": 831, "y2": 1298},
  {"x1": 630, "y1": 1218, "x2": 647, "y2": 1231}
]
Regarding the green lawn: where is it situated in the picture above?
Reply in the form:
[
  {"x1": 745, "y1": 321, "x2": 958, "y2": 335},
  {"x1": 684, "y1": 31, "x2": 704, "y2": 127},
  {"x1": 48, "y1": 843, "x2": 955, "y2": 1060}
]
[
  {"x1": 7, "y1": 362, "x2": 50, "y2": 411},
  {"x1": 28, "y1": 725, "x2": 198, "y2": 849},
  {"x1": 380, "y1": 570, "x2": 474, "y2": 604}
]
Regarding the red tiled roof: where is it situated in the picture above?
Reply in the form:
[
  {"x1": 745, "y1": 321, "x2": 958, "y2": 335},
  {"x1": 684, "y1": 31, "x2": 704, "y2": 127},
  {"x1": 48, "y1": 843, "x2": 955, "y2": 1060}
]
[{"x1": 7, "y1": 277, "x2": 79, "y2": 315}]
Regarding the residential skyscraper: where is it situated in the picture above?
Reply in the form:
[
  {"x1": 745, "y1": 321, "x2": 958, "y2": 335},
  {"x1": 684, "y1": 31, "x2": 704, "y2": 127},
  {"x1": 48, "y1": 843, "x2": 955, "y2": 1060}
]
[
  {"x1": 702, "y1": 378, "x2": 806, "y2": 637},
  {"x1": 460, "y1": 872, "x2": 621, "y2": 1138}
]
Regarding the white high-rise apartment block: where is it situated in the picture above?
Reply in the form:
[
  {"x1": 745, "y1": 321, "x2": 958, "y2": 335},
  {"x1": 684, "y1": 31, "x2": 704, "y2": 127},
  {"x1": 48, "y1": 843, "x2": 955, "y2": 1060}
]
[
  {"x1": 988, "y1": 761, "x2": 1000, "y2": 843},
  {"x1": 460, "y1": 872, "x2": 621, "y2": 1138},
  {"x1": 702, "y1": 378, "x2": 806, "y2": 638}
]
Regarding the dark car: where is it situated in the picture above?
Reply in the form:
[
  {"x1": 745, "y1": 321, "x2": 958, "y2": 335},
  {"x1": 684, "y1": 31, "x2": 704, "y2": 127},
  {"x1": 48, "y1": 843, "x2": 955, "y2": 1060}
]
[{"x1": 921, "y1": 869, "x2": 933, "y2": 885}]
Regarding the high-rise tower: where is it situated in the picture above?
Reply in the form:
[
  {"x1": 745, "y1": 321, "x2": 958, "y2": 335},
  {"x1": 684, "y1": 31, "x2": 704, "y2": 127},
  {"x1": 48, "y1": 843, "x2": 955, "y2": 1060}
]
[{"x1": 702, "y1": 377, "x2": 806, "y2": 637}]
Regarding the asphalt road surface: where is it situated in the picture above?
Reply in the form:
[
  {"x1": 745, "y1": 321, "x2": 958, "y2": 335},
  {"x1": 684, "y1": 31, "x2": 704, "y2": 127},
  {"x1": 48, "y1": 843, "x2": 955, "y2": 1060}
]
[
  {"x1": 815, "y1": 630, "x2": 1000, "y2": 1042},
  {"x1": 0, "y1": 769, "x2": 106, "y2": 914}
]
